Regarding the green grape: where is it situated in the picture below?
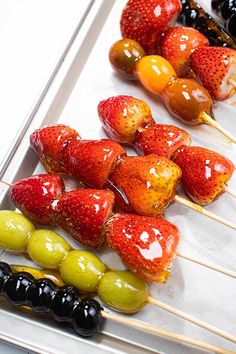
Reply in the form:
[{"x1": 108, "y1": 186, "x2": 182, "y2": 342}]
[
  {"x1": 98, "y1": 271, "x2": 148, "y2": 313},
  {"x1": 0, "y1": 210, "x2": 34, "y2": 251},
  {"x1": 60, "y1": 250, "x2": 107, "y2": 293},
  {"x1": 26, "y1": 229, "x2": 70, "y2": 269}
]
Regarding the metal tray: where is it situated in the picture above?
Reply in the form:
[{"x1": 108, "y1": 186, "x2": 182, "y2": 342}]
[{"x1": 0, "y1": 0, "x2": 236, "y2": 353}]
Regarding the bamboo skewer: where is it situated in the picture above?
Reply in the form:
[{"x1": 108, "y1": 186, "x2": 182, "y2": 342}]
[
  {"x1": 174, "y1": 195, "x2": 236, "y2": 230},
  {"x1": 224, "y1": 186, "x2": 236, "y2": 199},
  {"x1": 229, "y1": 78, "x2": 236, "y2": 88},
  {"x1": 102, "y1": 311, "x2": 234, "y2": 354},
  {"x1": 200, "y1": 111, "x2": 236, "y2": 144},
  {"x1": 176, "y1": 252, "x2": 236, "y2": 279},
  {"x1": 147, "y1": 296, "x2": 236, "y2": 344}
]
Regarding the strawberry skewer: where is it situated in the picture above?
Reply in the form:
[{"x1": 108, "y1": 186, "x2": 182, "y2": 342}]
[
  {"x1": 29, "y1": 124, "x2": 236, "y2": 232},
  {"x1": 98, "y1": 96, "x2": 236, "y2": 204},
  {"x1": 2, "y1": 178, "x2": 236, "y2": 281}
]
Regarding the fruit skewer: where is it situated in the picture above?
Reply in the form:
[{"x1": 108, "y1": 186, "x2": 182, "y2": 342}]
[
  {"x1": 110, "y1": 41, "x2": 236, "y2": 143},
  {"x1": 98, "y1": 95, "x2": 236, "y2": 206},
  {"x1": 136, "y1": 55, "x2": 236, "y2": 143},
  {"x1": 29, "y1": 124, "x2": 236, "y2": 231},
  {"x1": 0, "y1": 263, "x2": 232, "y2": 354},
  {"x1": 0, "y1": 215, "x2": 235, "y2": 345},
  {"x1": 159, "y1": 27, "x2": 236, "y2": 101},
  {"x1": 212, "y1": 0, "x2": 236, "y2": 40},
  {"x1": 179, "y1": 0, "x2": 236, "y2": 48},
  {"x1": 2, "y1": 173, "x2": 236, "y2": 280}
]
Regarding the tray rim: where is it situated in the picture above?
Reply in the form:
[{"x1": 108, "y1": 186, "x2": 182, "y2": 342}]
[{"x1": 0, "y1": 0, "x2": 235, "y2": 353}]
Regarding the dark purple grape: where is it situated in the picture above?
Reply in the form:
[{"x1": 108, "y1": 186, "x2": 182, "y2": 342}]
[
  {"x1": 3, "y1": 272, "x2": 33, "y2": 306},
  {"x1": 183, "y1": 8, "x2": 199, "y2": 26},
  {"x1": 72, "y1": 298, "x2": 102, "y2": 337},
  {"x1": 50, "y1": 286, "x2": 80, "y2": 322},
  {"x1": 27, "y1": 279, "x2": 56, "y2": 312},
  {"x1": 0, "y1": 262, "x2": 12, "y2": 292},
  {"x1": 221, "y1": 0, "x2": 236, "y2": 20},
  {"x1": 212, "y1": 0, "x2": 225, "y2": 13},
  {"x1": 226, "y1": 13, "x2": 236, "y2": 38}
]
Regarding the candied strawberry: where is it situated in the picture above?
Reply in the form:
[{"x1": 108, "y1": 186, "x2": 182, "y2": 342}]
[
  {"x1": 57, "y1": 189, "x2": 115, "y2": 249},
  {"x1": 30, "y1": 124, "x2": 80, "y2": 173},
  {"x1": 134, "y1": 123, "x2": 191, "y2": 159},
  {"x1": 98, "y1": 95, "x2": 154, "y2": 143},
  {"x1": 120, "y1": 0, "x2": 182, "y2": 53},
  {"x1": 108, "y1": 155, "x2": 182, "y2": 217},
  {"x1": 105, "y1": 213, "x2": 180, "y2": 282},
  {"x1": 190, "y1": 46, "x2": 236, "y2": 101},
  {"x1": 61, "y1": 139, "x2": 126, "y2": 188},
  {"x1": 160, "y1": 27, "x2": 209, "y2": 77},
  {"x1": 10, "y1": 174, "x2": 65, "y2": 225},
  {"x1": 173, "y1": 146, "x2": 235, "y2": 205}
]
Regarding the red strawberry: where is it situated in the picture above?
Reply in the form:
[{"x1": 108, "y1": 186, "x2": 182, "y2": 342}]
[
  {"x1": 61, "y1": 139, "x2": 126, "y2": 188},
  {"x1": 120, "y1": 0, "x2": 182, "y2": 54},
  {"x1": 190, "y1": 46, "x2": 236, "y2": 101},
  {"x1": 108, "y1": 155, "x2": 182, "y2": 217},
  {"x1": 173, "y1": 146, "x2": 235, "y2": 205},
  {"x1": 160, "y1": 27, "x2": 209, "y2": 77},
  {"x1": 98, "y1": 95, "x2": 154, "y2": 144},
  {"x1": 105, "y1": 214, "x2": 180, "y2": 282},
  {"x1": 57, "y1": 189, "x2": 115, "y2": 249},
  {"x1": 10, "y1": 174, "x2": 65, "y2": 225},
  {"x1": 134, "y1": 123, "x2": 191, "y2": 159},
  {"x1": 30, "y1": 124, "x2": 80, "y2": 173}
]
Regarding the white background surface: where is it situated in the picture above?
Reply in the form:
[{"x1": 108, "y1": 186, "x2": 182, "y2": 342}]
[{"x1": 0, "y1": 0, "x2": 92, "y2": 167}]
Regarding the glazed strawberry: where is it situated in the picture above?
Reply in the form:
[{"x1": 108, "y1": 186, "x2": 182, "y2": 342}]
[
  {"x1": 190, "y1": 46, "x2": 236, "y2": 100},
  {"x1": 120, "y1": 0, "x2": 182, "y2": 53},
  {"x1": 173, "y1": 146, "x2": 235, "y2": 205},
  {"x1": 57, "y1": 189, "x2": 115, "y2": 249},
  {"x1": 134, "y1": 123, "x2": 191, "y2": 159},
  {"x1": 98, "y1": 96, "x2": 154, "y2": 143},
  {"x1": 30, "y1": 124, "x2": 80, "y2": 173},
  {"x1": 10, "y1": 174, "x2": 65, "y2": 225},
  {"x1": 160, "y1": 27, "x2": 209, "y2": 77},
  {"x1": 61, "y1": 139, "x2": 126, "y2": 188},
  {"x1": 108, "y1": 155, "x2": 182, "y2": 217},
  {"x1": 105, "y1": 214, "x2": 180, "y2": 282}
]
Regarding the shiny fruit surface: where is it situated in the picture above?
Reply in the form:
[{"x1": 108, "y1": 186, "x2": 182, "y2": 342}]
[
  {"x1": 72, "y1": 299, "x2": 101, "y2": 337},
  {"x1": 109, "y1": 38, "x2": 146, "y2": 77},
  {"x1": 0, "y1": 211, "x2": 34, "y2": 251},
  {"x1": 98, "y1": 95, "x2": 154, "y2": 144},
  {"x1": 109, "y1": 155, "x2": 182, "y2": 217},
  {"x1": 135, "y1": 56, "x2": 177, "y2": 95},
  {"x1": 59, "y1": 250, "x2": 107, "y2": 293},
  {"x1": 162, "y1": 78, "x2": 213, "y2": 125},
  {"x1": 98, "y1": 271, "x2": 148, "y2": 313},
  {"x1": 26, "y1": 230, "x2": 70, "y2": 269},
  {"x1": 3, "y1": 272, "x2": 33, "y2": 306}
]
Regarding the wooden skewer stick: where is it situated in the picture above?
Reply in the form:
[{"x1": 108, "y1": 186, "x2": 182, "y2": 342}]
[
  {"x1": 199, "y1": 111, "x2": 236, "y2": 144},
  {"x1": 102, "y1": 311, "x2": 234, "y2": 354},
  {"x1": 224, "y1": 186, "x2": 236, "y2": 199},
  {"x1": 229, "y1": 78, "x2": 236, "y2": 88},
  {"x1": 174, "y1": 195, "x2": 236, "y2": 231},
  {"x1": 0, "y1": 180, "x2": 12, "y2": 187},
  {"x1": 147, "y1": 296, "x2": 236, "y2": 344},
  {"x1": 176, "y1": 252, "x2": 236, "y2": 279}
]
